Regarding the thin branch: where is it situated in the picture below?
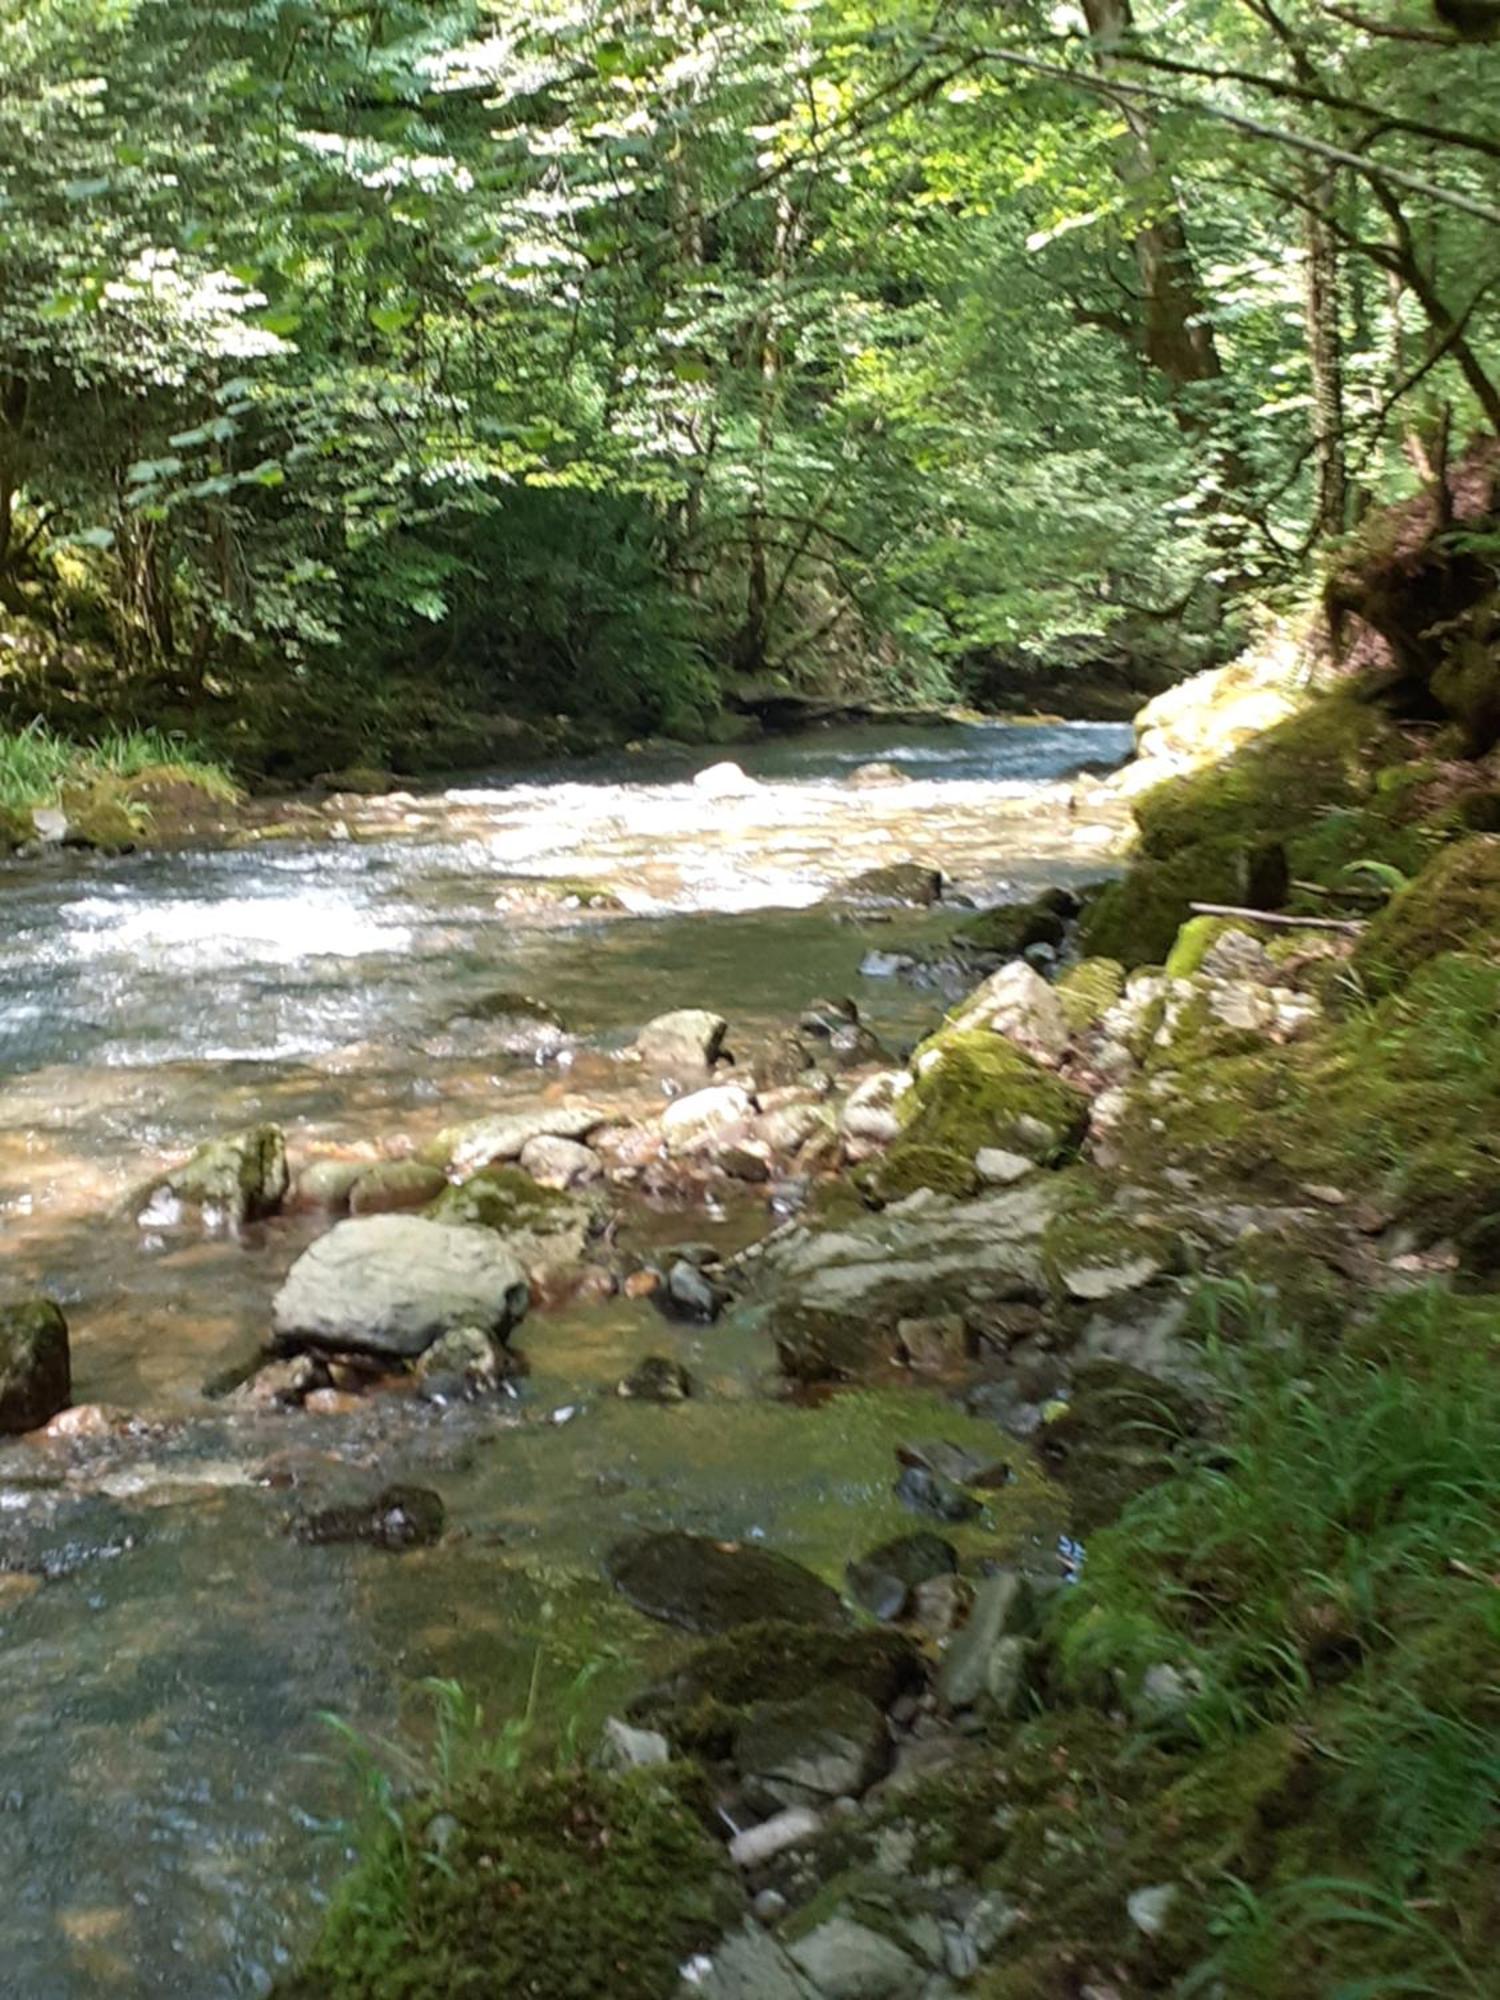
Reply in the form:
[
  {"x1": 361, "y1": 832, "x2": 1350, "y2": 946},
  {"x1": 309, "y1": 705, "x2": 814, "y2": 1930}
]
[{"x1": 936, "y1": 38, "x2": 1500, "y2": 227}]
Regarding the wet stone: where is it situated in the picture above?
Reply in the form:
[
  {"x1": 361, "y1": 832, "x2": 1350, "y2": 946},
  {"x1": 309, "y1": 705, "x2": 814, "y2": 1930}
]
[
  {"x1": 348, "y1": 1159, "x2": 448, "y2": 1216},
  {"x1": 605, "y1": 1532, "x2": 848, "y2": 1635},
  {"x1": 415, "y1": 1325, "x2": 510, "y2": 1400},
  {"x1": 663, "y1": 1258, "x2": 726, "y2": 1324}
]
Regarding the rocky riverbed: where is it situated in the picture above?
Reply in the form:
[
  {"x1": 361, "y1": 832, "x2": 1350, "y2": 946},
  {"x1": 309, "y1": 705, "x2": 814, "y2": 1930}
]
[{"x1": 7, "y1": 675, "x2": 1486, "y2": 1998}]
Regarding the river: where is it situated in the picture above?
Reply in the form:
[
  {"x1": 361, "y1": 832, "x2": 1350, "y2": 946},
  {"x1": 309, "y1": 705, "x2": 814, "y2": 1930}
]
[{"x1": 0, "y1": 718, "x2": 1129, "y2": 1997}]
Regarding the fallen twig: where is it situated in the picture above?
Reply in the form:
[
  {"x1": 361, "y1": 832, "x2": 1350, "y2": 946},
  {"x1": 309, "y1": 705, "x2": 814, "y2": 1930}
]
[{"x1": 1188, "y1": 902, "x2": 1367, "y2": 934}]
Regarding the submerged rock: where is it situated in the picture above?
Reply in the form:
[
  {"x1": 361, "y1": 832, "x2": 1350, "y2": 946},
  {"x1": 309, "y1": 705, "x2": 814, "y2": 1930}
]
[
  {"x1": 272, "y1": 1215, "x2": 529, "y2": 1359},
  {"x1": 618, "y1": 1355, "x2": 694, "y2": 1403},
  {"x1": 430, "y1": 989, "x2": 569, "y2": 1061},
  {"x1": 833, "y1": 861, "x2": 944, "y2": 907},
  {"x1": 605, "y1": 1532, "x2": 848, "y2": 1635},
  {"x1": 292, "y1": 1483, "x2": 446, "y2": 1550},
  {"x1": 0, "y1": 1299, "x2": 71, "y2": 1434},
  {"x1": 140, "y1": 1123, "x2": 288, "y2": 1229}
]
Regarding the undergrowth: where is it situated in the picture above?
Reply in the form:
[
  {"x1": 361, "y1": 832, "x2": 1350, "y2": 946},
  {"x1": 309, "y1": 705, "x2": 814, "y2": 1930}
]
[
  {"x1": 0, "y1": 720, "x2": 239, "y2": 810},
  {"x1": 1050, "y1": 1283, "x2": 1500, "y2": 1994}
]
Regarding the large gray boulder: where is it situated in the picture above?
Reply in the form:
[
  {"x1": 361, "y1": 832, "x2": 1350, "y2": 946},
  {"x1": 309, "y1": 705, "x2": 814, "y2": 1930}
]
[
  {"x1": 0, "y1": 1300, "x2": 71, "y2": 1433},
  {"x1": 272, "y1": 1215, "x2": 529, "y2": 1360}
]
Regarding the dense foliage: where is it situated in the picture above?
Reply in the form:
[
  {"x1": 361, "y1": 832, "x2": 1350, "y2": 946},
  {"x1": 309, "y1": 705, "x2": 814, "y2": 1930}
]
[{"x1": 1, "y1": 1, "x2": 1496, "y2": 768}]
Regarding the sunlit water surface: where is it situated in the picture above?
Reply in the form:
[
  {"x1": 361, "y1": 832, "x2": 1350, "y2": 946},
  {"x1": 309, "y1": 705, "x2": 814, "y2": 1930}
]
[{"x1": 0, "y1": 719, "x2": 1127, "y2": 1995}]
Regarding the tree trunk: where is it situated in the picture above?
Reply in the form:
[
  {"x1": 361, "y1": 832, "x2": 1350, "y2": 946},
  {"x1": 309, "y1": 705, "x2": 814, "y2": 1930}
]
[{"x1": 1304, "y1": 168, "x2": 1349, "y2": 537}]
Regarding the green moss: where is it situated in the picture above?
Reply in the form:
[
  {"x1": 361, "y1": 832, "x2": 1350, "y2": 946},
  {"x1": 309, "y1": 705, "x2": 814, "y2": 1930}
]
[
  {"x1": 1054, "y1": 956, "x2": 1124, "y2": 1032},
  {"x1": 1085, "y1": 696, "x2": 1435, "y2": 970},
  {"x1": 1354, "y1": 835, "x2": 1500, "y2": 993},
  {"x1": 277, "y1": 1763, "x2": 739, "y2": 2000},
  {"x1": 1133, "y1": 697, "x2": 1403, "y2": 862},
  {"x1": 427, "y1": 1165, "x2": 583, "y2": 1234},
  {"x1": 873, "y1": 1029, "x2": 1089, "y2": 1199},
  {"x1": 1164, "y1": 914, "x2": 1235, "y2": 979}
]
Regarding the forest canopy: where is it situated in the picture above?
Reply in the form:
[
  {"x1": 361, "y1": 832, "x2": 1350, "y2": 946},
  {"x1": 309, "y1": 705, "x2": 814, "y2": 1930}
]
[{"x1": 0, "y1": 0, "x2": 1496, "y2": 767}]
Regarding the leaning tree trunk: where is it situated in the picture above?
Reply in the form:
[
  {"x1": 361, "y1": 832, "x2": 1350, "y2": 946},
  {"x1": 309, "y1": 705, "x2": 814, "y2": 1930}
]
[{"x1": 1080, "y1": 0, "x2": 1227, "y2": 424}]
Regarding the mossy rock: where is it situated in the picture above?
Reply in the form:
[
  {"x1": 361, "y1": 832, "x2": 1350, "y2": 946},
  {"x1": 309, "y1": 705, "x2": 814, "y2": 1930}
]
[
  {"x1": 1054, "y1": 957, "x2": 1124, "y2": 1033},
  {"x1": 633, "y1": 1620, "x2": 921, "y2": 1757},
  {"x1": 276, "y1": 1763, "x2": 739, "y2": 2000},
  {"x1": 1089, "y1": 696, "x2": 1428, "y2": 970},
  {"x1": 1353, "y1": 835, "x2": 1500, "y2": 993},
  {"x1": 872, "y1": 1029, "x2": 1089, "y2": 1200},
  {"x1": 1079, "y1": 842, "x2": 1248, "y2": 970},
  {"x1": 1164, "y1": 914, "x2": 1238, "y2": 979},
  {"x1": 59, "y1": 777, "x2": 138, "y2": 853},
  {"x1": 0, "y1": 1298, "x2": 71, "y2": 1433},
  {"x1": 151, "y1": 1123, "x2": 289, "y2": 1226},
  {"x1": 426, "y1": 1164, "x2": 598, "y2": 1264},
  {"x1": 951, "y1": 894, "x2": 1069, "y2": 958}
]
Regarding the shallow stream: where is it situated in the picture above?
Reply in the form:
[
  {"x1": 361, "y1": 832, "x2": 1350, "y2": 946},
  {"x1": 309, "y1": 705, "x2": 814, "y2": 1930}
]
[{"x1": 0, "y1": 718, "x2": 1128, "y2": 1996}]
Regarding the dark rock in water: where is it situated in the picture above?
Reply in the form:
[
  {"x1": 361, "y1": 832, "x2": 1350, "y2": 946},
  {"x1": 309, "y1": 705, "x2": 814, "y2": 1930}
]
[
  {"x1": 619, "y1": 1355, "x2": 694, "y2": 1403},
  {"x1": 951, "y1": 896, "x2": 1069, "y2": 960},
  {"x1": 846, "y1": 1532, "x2": 958, "y2": 1622},
  {"x1": 606, "y1": 1531, "x2": 848, "y2": 1634},
  {"x1": 293, "y1": 1483, "x2": 446, "y2": 1551},
  {"x1": 416, "y1": 1325, "x2": 511, "y2": 1401},
  {"x1": 663, "y1": 1259, "x2": 725, "y2": 1324},
  {"x1": 426, "y1": 990, "x2": 570, "y2": 1061},
  {"x1": 894, "y1": 1465, "x2": 981, "y2": 1524},
  {"x1": 0, "y1": 1299, "x2": 71, "y2": 1434},
  {"x1": 833, "y1": 861, "x2": 944, "y2": 908},
  {"x1": 734, "y1": 1684, "x2": 891, "y2": 1807}
]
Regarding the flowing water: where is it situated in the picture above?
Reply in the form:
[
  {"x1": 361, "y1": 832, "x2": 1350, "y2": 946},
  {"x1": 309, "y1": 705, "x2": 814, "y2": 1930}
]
[{"x1": 0, "y1": 719, "x2": 1129, "y2": 1997}]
